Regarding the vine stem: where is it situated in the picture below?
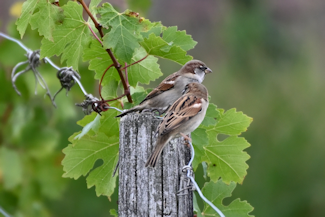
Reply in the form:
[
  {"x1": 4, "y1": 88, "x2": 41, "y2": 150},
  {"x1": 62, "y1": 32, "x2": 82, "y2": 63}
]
[
  {"x1": 99, "y1": 64, "x2": 114, "y2": 101},
  {"x1": 120, "y1": 54, "x2": 149, "y2": 71},
  {"x1": 77, "y1": 0, "x2": 133, "y2": 103}
]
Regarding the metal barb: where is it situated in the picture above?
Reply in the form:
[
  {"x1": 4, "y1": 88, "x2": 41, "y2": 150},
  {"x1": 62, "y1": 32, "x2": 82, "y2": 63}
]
[
  {"x1": 1, "y1": 32, "x2": 90, "y2": 109},
  {"x1": 180, "y1": 141, "x2": 226, "y2": 217},
  {"x1": 10, "y1": 50, "x2": 57, "y2": 107},
  {"x1": 76, "y1": 94, "x2": 100, "y2": 115},
  {"x1": 53, "y1": 67, "x2": 82, "y2": 101}
]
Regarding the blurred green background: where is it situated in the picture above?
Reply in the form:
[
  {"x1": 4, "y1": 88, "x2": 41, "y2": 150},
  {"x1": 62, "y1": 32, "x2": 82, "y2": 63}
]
[{"x1": 1, "y1": 0, "x2": 325, "y2": 216}]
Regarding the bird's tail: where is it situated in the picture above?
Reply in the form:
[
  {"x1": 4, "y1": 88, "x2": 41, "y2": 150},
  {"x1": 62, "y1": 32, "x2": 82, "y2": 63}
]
[{"x1": 145, "y1": 135, "x2": 171, "y2": 167}]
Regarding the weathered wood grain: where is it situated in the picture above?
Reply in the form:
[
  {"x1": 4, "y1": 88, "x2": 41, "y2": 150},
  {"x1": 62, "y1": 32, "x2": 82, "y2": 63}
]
[{"x1": 118, "y1": 112, "x2": 193, "y2": 216}]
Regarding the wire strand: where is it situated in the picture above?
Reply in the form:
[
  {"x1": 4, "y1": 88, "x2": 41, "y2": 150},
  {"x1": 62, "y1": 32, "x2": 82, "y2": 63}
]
[
  {"x1": 185, "y1": 141, "x2": 225, "y2": 217},
  {"x1": 0, "y1": 32, "x2": 31, "y2": 52},
  {"x1": 0, "y1": 206, "x2": 11, "y2": 217}
]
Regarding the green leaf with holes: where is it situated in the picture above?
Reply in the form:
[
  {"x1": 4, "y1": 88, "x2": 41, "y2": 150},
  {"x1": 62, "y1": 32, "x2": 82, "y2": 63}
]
[
  {"x1": 205, "y1": 132, "x2": 251, "y2": 184},
  {"x1": 62, "y1": 132, "x2": 119, "y2": 198}
]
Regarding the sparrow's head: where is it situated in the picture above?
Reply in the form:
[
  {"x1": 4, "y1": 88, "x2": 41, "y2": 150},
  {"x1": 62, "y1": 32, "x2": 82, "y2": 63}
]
[
  {"x1": 183, "y1": 83, "x2": 208, "y2": 100},
  {"x1": 179, "y1": 60, "x2": 212, "y2": 83}
]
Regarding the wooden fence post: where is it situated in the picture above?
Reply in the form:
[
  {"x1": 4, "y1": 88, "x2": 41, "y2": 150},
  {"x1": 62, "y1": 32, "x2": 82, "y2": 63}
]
[{"x1": 118, "y1": 112, "x2": 193, "y2": 217}]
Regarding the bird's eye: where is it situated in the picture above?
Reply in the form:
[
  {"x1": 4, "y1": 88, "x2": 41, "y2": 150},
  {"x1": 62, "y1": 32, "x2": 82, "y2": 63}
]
[{"x1": 199, "y1": 65, "x2": 207, "y2": 70}]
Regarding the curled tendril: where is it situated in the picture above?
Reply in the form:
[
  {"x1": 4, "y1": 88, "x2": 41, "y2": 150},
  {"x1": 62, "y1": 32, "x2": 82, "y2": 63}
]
[
  {"x1": 11, "y1": 50, "x2": 56, "y2": 107},
  {"x1": 53, "y1": 67, "x2": 81, "y2": 101}
]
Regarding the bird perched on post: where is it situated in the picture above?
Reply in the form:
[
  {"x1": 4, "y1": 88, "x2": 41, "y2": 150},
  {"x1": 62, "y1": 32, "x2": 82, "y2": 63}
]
[
  {"x1": 116, "y1": 60, "x2": 212, "y2": 117},
  {"x1": 145, "y1": 82, "x2": 209, "y2": 167}
]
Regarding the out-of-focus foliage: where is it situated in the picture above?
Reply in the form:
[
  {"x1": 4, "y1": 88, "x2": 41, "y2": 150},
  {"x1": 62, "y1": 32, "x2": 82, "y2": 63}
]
[
  {"x1": 2, "y1": 0, "x2": 325, "y2": 216},
  {"x1": 0, "y1": 22, "x2": 117, "y2": 216}
]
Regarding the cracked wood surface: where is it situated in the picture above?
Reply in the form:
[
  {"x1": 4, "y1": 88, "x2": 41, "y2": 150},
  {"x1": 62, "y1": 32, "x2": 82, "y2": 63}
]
[{"x1": 119, "y1": 112, "x2": 193, "y2": 217}]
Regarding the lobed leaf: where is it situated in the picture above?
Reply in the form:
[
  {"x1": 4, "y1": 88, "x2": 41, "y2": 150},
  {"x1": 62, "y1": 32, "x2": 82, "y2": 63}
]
[
  {"x1": 202, "y1": 180, "x2": 254, "y2": 217},
  {"x1": 16, "y1": 0, "x2": 63, "y2": 40},
  {"x1": 40, "y1": 1, "x2": 91, "y2": 70},
  {"x1": 30, "y1": 1, "x2": 64, "y2": 41},
  {"x1": 201, "y1": 103, "x2": 220, "y2": 127},
  {"x1": 162, "y1": 26, "x2": 197, "y2": 51},
  {"x1": 99, "y1": 3, "x2": 143, "y2": 63},
  {"x1": 191, "y1": 128, "x2": 209, "y2": 170},
  {"x1": 126, "y1": 47, "x2": 162, "y2": 87},
  {"x1": 205, "y1": 133, "x2": 251, "y2": 184},
  {"x1": 16, "y1": 0, "x2": 39, "y2": 38},
  {"x1": 214, "y1": 108, "x2": 253, "y2": 136},
  {"x1": 62, "y1": 132, "x2": 119, "y2": 197},
  {"x1": 140, "y1": 33, "x2": 192, "y2": 65},
  {"x1": 82, "y1": 40, "x2": 118, "y2": 85},
  {"x1": 140, "y1": 22, "x2": 164, "y2": 38}
]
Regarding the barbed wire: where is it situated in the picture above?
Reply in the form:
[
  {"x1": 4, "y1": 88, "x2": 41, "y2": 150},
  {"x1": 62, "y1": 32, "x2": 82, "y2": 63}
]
[
  {"x1": 0, "y1": 32, "x2": 121, "y2": 114},
  {"x1": 179, "y1": 141, "x2": 225, "y2": 217},
  {"x1": 0, "y1": 32, "x2": 224, "y2": 216}
]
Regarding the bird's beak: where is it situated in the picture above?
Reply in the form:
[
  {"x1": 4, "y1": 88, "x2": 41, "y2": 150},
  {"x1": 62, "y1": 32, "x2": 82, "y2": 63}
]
[{"x1": 204, "y1": 67, "x2": 212, "y2": 74}]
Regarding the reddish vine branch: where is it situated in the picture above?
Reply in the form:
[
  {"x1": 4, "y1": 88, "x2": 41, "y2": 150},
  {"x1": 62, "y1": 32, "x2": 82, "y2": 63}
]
[{"x1": 77, "y1": 0, "x2": 133, "y2": 103}]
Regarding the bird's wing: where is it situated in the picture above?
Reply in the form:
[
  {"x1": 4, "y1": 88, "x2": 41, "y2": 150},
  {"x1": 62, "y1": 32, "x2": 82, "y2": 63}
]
[
  {"x1": 158, "y1": 94, "x2": 202, "y2": 135},
  {"x1": 139, "y1": 73, "x2": 180, "y2": 104}
]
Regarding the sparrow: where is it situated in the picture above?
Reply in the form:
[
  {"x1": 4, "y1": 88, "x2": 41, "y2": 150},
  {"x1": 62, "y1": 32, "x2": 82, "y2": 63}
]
[
  {"x1": 145, "y1": 82, "x2": 209, "y2": 167},
  {"x1": 116, "y1": 60, "x2": 212, "y2": 117}
]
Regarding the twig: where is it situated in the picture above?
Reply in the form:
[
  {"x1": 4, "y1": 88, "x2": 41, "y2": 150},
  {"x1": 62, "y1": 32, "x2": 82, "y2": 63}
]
[
  {"x1": 77, "y1": 0, "x2": 133, "y2": 103},
  {"x1": 181, "y1": 141, "x2": 225, "y2": 217},
  {"x1": 87, "y1": 23, "x2": 103, "y2": 46},
  {"x1": 99, "y1": 64, "x2": 114, "y2": 101}
]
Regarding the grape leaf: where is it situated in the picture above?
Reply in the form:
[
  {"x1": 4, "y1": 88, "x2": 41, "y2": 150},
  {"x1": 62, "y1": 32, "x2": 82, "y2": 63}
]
[
  {"x1": 205, "y1": 133, "x2": 250, "y2": 184},
  {"x1": 74, "y1": 113, "x2": 101, "y2": 140},
  {"x1": 62, "y1": 132, "x2": 119, "y2": 197},
  {"x1": 201, "y1": 103, "x2": 219, "y2": 127},
  {"x1": 99, "y1": 3, "x2": 143, "y2": 63},
  {"x1": 98, "y1": 109, "x2": 120, "y2": 138},
  {"x1": 123, "y1": 89, "x2": 150, "y2": 109},
  {"x1": 140, "y1": 22, "x2": 164, "y2": 38},
  {"x1": 214, "y1": 108, "x2": 252, "y2": 135},
  {"x1": 202, "y1": 180, "x2": 254, "y2": 217},
  {"x1": 82, "y1": 40, "x2": 118, "y2": 85},
  {"x1": 126, "y1": 47, "x2": 162, "y2": 87},
  {"x1": 101, "y1": 79, "x2": 118, "y2": 100},
  {"x1": 162, "y1": 26, "x2": 197, "y2": 51},
  {"x1": 16, "y1": 0, "x2": 63, "y2": 40},
  {"x1": 16, "y1": 0, "x2": 39, "y2": 38},
  {"x1": 191, "y1": 128, "x2": 209, "y2": 170},
  {"x1": 29, "y1": 1, "x2": 64, "y2": 41},
  {"x1": 140, "y1": 33, "x2": 192, "y2": 65},
  {"x1": 40, "y1": 1, "x2": 91, "y2": 70}
]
